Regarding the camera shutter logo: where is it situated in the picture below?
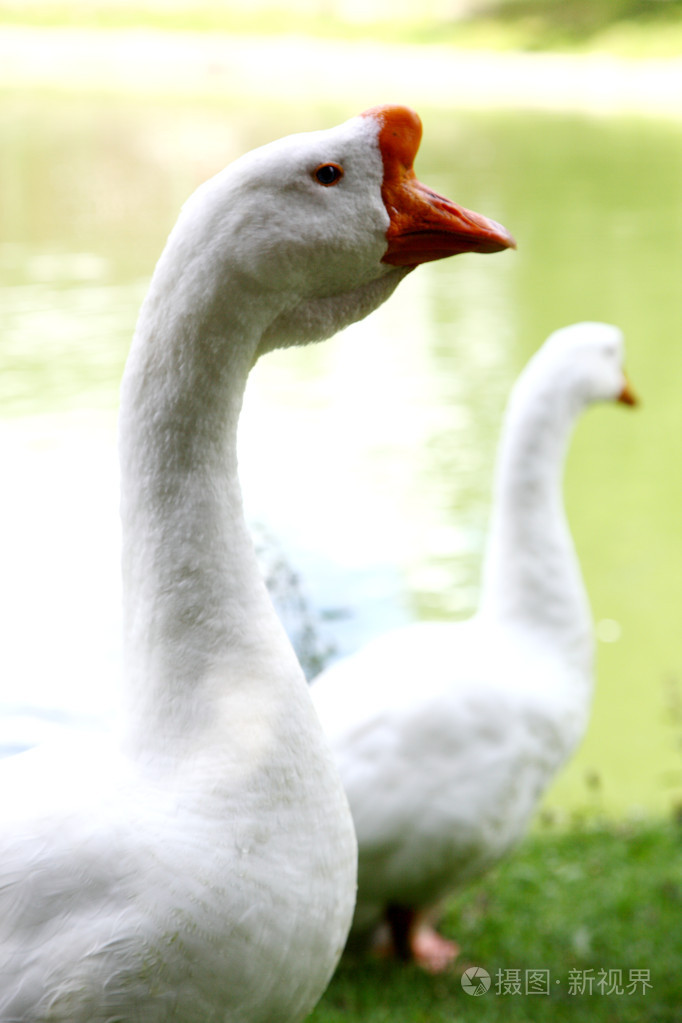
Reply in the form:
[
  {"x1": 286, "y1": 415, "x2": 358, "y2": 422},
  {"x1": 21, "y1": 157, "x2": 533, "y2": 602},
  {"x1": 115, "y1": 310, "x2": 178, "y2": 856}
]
[{"x1": 461, "y1": 966, "x2": 491, "y2": 996}]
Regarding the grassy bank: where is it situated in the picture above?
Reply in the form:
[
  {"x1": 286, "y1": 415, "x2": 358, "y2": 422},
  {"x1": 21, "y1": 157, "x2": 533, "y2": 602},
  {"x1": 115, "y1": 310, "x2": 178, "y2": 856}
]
[
  {"x1": 310, "y1": 819, "x2": 682, "y2": 1022},
  {"x1": 1, "y1": 0, "x2": 682, "y2": 56}
]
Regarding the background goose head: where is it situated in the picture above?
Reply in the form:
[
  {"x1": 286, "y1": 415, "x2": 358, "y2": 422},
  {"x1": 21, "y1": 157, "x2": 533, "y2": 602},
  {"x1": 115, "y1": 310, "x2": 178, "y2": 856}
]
[{"x1": 512, "y1": 321, "x2": 637, "y2": 418}]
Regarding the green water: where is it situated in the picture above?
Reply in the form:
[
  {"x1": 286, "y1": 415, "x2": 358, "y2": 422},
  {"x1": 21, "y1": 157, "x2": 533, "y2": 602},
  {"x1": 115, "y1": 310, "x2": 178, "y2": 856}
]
[{"x1": 1, "y1": 90, "x2": 681, "y2": 818}]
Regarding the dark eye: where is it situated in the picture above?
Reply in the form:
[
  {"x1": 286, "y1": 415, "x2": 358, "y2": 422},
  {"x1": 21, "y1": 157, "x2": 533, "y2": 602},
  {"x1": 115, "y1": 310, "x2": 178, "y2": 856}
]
[{"x1": 313, "y1": 163, "x2": 344, "y2": 186}]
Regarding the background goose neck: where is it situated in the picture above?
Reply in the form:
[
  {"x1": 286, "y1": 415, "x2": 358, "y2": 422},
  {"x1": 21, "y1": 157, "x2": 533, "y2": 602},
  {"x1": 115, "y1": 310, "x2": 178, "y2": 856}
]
[{"x1": 478, "y1": 380, "x2": 594, "y2": 675}]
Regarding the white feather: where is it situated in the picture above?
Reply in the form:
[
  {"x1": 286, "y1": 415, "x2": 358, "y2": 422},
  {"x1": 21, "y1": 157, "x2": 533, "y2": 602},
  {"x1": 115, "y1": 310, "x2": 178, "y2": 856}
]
[{"x1": 313, "y1": 322, "x2": 632, "y2": 943}]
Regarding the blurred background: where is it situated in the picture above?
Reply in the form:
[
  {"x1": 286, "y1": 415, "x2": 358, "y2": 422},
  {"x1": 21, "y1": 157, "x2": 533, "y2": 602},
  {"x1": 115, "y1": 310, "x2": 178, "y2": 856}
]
[{"x1": 1, "y1": 0, "x2": 682, "y2": 827}]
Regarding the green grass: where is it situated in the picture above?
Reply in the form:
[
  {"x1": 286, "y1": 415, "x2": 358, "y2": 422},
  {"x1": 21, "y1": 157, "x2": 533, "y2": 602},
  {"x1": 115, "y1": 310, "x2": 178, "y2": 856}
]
[
  {"x1": 310, "y1": 819, "x2": 682, "y2": 1022},
  {"x1": 2, "y1": 0, "x2": 682, "y2": 56}
]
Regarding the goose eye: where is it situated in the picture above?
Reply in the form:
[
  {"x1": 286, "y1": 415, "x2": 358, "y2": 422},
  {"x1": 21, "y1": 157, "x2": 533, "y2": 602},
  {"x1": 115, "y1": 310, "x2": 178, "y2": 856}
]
[{"x1": 314, "y1": 163, "x2": 344, "y2": 186}]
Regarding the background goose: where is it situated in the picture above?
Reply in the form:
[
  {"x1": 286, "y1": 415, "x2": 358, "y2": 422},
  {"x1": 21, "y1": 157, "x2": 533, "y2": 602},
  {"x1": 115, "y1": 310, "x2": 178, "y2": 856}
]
[
  {"x1": 312, "y1": 322, "x2": 636, "y2": 974},
  {"x1": 0, "y1": 106, "x2": 513, "y2": 1020}
]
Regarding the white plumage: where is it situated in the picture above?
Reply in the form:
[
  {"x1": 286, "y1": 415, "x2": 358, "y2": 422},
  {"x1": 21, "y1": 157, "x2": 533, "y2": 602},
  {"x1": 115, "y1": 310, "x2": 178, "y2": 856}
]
[
  {"x1": 0, "y1": 106, "x2": 513, "y2": 1019},
  {"x1": 312, "y1": 322, "x2": 635, "y2": 972}
]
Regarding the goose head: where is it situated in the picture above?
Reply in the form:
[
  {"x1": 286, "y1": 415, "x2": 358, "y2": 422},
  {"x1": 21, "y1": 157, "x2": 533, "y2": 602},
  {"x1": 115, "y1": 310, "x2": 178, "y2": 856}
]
[
  {"x1": 519, "y1": 321, "x2": 637, "y2": 414},
  {"x1": 146, "y1": 105, "x2": 515, "y2": 359}
]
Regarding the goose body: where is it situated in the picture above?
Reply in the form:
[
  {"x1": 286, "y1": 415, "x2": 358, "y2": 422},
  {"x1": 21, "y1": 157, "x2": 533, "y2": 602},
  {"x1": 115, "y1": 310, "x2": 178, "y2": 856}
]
[
  {"x1": 0, "y1": 106, "x2": 513, "y2": 1020},
  {"x1": 312, "y1": 322, "x2": 635, "y2": 971}
]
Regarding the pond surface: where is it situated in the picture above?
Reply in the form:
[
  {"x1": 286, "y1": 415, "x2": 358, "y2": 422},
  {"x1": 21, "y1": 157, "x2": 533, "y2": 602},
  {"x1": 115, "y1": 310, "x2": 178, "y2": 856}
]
[{"x1": 1, "y1": 87, "x2": 682, "y2": 819}]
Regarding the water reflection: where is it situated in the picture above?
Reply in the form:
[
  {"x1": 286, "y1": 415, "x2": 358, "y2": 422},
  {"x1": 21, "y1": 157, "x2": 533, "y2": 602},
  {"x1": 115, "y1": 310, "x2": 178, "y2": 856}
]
[{"x1": 1, "y1": 93, "x2": 681, "y2": 817}]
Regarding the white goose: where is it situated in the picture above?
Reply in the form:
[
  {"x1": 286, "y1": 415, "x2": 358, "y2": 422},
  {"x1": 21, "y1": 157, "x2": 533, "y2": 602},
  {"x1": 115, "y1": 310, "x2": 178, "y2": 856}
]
[
  {"x1": 0, "y1": 107, "x2": 514, "y2": 1020},
  {"x1": 312, "y1": 322, "x2": 636, "y2": 973}
]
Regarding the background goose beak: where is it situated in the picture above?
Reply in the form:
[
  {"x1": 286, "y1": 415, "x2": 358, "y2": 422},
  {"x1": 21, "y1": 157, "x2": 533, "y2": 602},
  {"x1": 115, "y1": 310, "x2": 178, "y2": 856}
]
[{"x1": 618, "y1": 376, "x2": 638, "y2": 406}]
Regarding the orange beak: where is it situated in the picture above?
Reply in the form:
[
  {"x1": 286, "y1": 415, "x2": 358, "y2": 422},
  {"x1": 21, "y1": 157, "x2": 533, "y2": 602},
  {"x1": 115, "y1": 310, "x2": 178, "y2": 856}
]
[
  {"x1": 362, "y1": 105, "x2": 516, "y2": 267},
  {"x1": 618, "y1": 375, "x2": 638, "y2": 407}
]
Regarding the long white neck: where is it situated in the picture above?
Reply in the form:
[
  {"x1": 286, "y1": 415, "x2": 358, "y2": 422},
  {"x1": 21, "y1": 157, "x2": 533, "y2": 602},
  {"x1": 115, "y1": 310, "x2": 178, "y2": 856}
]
[
  {"x1": 118, "y1": 231, "x2": 302, "y2": 763},
  {"x1": 477, "y1": 376, "x2": 593, "y2": 674}
]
